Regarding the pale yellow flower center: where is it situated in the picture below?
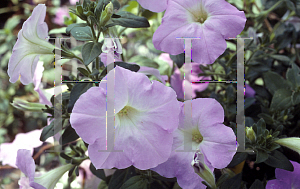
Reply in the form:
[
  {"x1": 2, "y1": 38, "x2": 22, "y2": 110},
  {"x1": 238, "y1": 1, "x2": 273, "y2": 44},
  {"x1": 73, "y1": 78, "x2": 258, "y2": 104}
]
[
  {"x1": 192, "y1": 129, "x2": 203, "y2": 143},
  {"x1": 188, "y1": 3, "x2": 209, "y2": 24}
]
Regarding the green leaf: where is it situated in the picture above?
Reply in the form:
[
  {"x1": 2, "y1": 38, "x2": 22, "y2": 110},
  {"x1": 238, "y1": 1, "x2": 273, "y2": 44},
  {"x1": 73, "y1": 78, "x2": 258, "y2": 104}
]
[
  {"x1": 245, "y1": 97, "x2": 256, "y2": 109},
  {"x1": 100, "y1": 62, "x2": 140, "y2": 78},
  {"x1": 128, "y1": 55, "x2": 159, "y2": 69},
  {"x1": 77, "y1": 67, "x2": 91, "y2": 77},
  {"x1": 270, "y1": 88, "x2": 293, "y2": 111},
  {"x1": 82, "y1": 42, "x2": 102, "y2": 66},
  {"x1": 108, "y1": 166, "x2": 136, "y2": 189},
  {"x1": 90, "y1": 68, "x2": 100, "y2": 76},
  {"x1": 227, "y1": 152, "x2": 248, "y2": 168},
  {"x1": 70, "y1": 26, "x2": 93, "y2": 41},
  {"x1": 269, "y1": 54, "x2": 291, "y2": 62},
  {"x1": 219, "y1": 173, "x2": 242, "y2": 189},
  {"x1": 90, "y1": 162, "x2": 107, "y2": 182},
  {"x1": 263, "y1": 71, "x2": 291, "y2": 95},
  {"x1": 67, "y1": 82, "x2": 93, "y2": 112},
  {"x1": 258, "y1": 113, "x2": 274, "y2": 125},
  {"x1": 286, "y1": 63, "x2": 300, "y2": 89},
  {"x1": 66, "y1": 23, "x2": 88, "y2": 35},
  {"x1": 255, "y1": 149, "x2": 269, "y2": 163},
  {"x1": 120, "y1": 175, "x2": 148, "y2": 189},
  {"x1": 40, "y1": 120, "x2": 60, "y2": 142},
  {"x1": 60, "y1": 125, "x2": 79, "y2": 145},
  {"x1": 249, "y1": 179, "x2": 264, "y2": 189},
  {"x1": 292, "y1": 91, "x2": 300, "y2": 105},
  {"x1": 111, "y1": 11, "x2": 150, "y2": 28},
  {"x1": 264, "y1": 150, "x2": 294, "y2": 171}
]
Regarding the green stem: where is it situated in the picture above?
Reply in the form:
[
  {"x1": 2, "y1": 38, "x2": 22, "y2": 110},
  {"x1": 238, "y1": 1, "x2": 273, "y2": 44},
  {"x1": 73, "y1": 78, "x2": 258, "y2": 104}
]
[{"x1": 87, "y1": 19, "x2": 97, "y2": 42}]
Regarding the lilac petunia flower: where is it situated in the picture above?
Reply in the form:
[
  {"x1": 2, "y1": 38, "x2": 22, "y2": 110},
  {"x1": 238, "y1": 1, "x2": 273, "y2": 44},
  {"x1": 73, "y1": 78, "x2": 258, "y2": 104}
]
[
  {"x1": 152, "y1": 98, "x2": 237, "y2": 189},
  {"x1": 153, "y1": 0, "x2": 246, "y2": 64},
  {"x1": 33, "y1": 61, "x2": 51, "y2": 106},
  {"x1": 136, "y1": 0, "x2": 169, "y2": 12},
  {"x1": 158, "y1": 53, "x2": 210, "y2": 99},
  {"x1": 7, "y1": 4, "x2": 54, "y2": 85},
  {"x1": 266, "y1": 160, "x2": 300, "y2": 189},
  {"x1": 0, "y1": 130, "x2": 43, "y2": 168},
  {"x1": 16, "y1": 149, "x2": 74, "y2": 189},
  {"x1": 70, "y1": 66, "x2": 180, "y2": 170},
  {"x1": 52, "y1": 7, "x2": 70, "y2": 26}
]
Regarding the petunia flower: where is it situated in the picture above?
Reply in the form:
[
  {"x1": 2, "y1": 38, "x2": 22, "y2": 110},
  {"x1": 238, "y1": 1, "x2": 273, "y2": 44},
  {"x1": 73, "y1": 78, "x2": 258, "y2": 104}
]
[
  {"x1": 33, "y1": 61, "x2": 52, "y2": 106},
  {"x1": 52, "y1": 7, "x2": 70, "y2": 26},
  {"x1": 70, "y1": 66, "x2": 180, "y2": 170},
  {"x1": 7, "y1": 4, "x2": 54, "y2": 85},
  {"x1": 152, "y1": 98, "x2": 236, "y2": 189},
  {"x1": 16, "y1": 149, "x2": 74, "y2": 189},
  {"x1": 152, "y1": 0, "x2": 246, "y2": 64},
  {"x1": 266, "y1": 160, "x2": 300, "y2": 189},
  {"x1": 158, "y1": 53, "x2": 210, "y2": 99},
  {"x1": 136, "y1": 0, "x2": 168, "y2": 13},
  {"x1": 0, "y1": 130, "x2": 44, "y2": 168}
]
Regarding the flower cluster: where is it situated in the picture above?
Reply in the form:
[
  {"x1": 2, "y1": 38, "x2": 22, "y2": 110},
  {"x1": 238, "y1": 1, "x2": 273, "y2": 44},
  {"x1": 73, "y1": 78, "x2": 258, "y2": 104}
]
[{"x1": 5, "y1": 1, "x2": 248, "y2": 188}]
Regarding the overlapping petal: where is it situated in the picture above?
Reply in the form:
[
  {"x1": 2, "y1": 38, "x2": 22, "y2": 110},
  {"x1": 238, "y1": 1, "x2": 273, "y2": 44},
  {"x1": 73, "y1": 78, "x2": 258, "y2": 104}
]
[
  {"x1": 7, "y1": 4, "x2": 54, "y2": 85},
  {"x1": 152, "y1": 98, "x2": 236, "y2": 189},
  {"x1": 71, "y1": 66, "x2": 180, "y2": 170}
]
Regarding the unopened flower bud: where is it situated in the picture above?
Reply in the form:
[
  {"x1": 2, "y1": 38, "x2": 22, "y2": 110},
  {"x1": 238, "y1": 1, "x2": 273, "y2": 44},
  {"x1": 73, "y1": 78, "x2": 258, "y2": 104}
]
[
  {"x1": 191, "y1": 150, "x2": 217, "y2": 189},
  {"x1": 246, "y1": 127, "x2": 256, "y2": 143},
  {"x1": 100, "y1": 2, "x2": 113, "y2": 26},
  {"x1": 274, "y1": 137, "x2": 300, "y2": 155},
  {"x1": 11, "y1": 98, "x2": 46, "y2": 112}
]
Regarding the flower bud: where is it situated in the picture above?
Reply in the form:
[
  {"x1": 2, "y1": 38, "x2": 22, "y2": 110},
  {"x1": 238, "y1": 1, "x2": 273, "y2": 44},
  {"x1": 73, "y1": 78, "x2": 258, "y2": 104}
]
[
  {"x1": 99, "y1": 2, "x2": 114, "y2": 27},
  {"x1": 11, "y1": 98, "x2": 46, "y2": 112},
  {"x1": 246, "y1": 127, "x2": 256, "y2": 143},
  {"x1": 274, "y1": 137, "x2": 300, "y2": 155},
  {"x1": 191, "y1": 150, "x2": 217, "y2": 189}
]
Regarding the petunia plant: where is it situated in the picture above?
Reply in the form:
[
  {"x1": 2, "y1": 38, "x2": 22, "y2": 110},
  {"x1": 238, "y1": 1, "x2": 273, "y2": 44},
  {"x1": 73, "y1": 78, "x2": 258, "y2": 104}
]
[{"x1": 3, "y1": 0, "x2": 300, "y2": 189}]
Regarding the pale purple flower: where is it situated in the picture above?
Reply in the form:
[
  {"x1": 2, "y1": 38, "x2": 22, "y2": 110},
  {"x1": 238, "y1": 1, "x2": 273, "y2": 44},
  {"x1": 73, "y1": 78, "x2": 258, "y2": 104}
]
[
  {"x1": 70, "y1": 66, "x2": 180, "y2": 170},
  {"x1": 16, "y1": 149, "x2": 74, "y2": 189},
  {"x1": 70, "y1": 0, "x2": 78, "y2": 5},
  {"x1": 0, "y1": 130, "x2": 43, "y2": 168},
  {"x1": 52, "y1": 7, "x2": 70, "y2": 26},
  {"x1": 153, "y1": 0, "x2": 246, "y2": 64},
  {"x1": 158, "y1": 53, "x2": 210, "y2": 99},
  {"x1": 16, "y1": 149, "x2": 45, "y2": 189},
  {"x1": 136, "y1": 0, "x2": 168, "y2": 12},
  {"x1": 33, "y1": 61, "x2": 51, "y2": 106},
  {"x1": 266, "y1": 160, "x2": 300, "y2": 189},
  {"x1": 7, "y1": 4, "x2": 54, "y2": 85},
  {"x1": 152, "y1": 98, "x2": 237, "y2": 189}
]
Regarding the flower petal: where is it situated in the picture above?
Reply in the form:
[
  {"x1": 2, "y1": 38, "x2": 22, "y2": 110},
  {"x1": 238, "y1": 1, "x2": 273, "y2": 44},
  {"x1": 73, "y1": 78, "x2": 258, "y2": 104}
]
[
  {"x1": 7, "y1": 4, "x2": 53, "y2": 85},
  {"x1": 137, "y1": 0, "x2": 168, "y2": 12},
  {"x1": 70, "y1": 87, "x2": 107, "y2": 144},
  {"x1": 16, "y1": 149, "x2": 36, "y2": 184}
]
